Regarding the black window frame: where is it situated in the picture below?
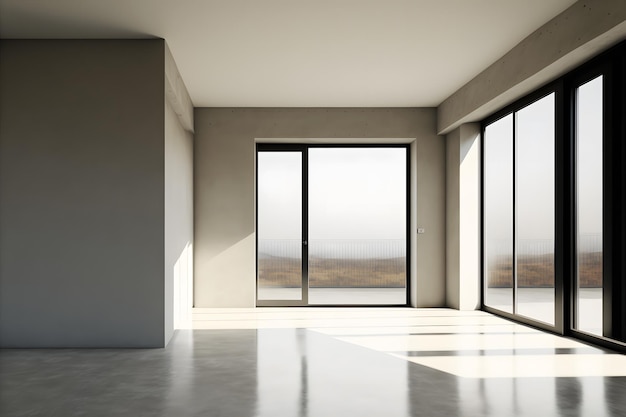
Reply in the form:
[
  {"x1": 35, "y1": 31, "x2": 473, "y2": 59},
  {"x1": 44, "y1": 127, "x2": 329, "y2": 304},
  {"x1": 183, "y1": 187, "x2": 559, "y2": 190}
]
[
  {"x1": 481, "y1": 83, "x2": 562, "y2": 334},
  {"x1": 255, "y1": 143, "x2": 411, "y2": 307},
  {"x1": 481, "y1": 40, "x2": 626, "y2": 352}
]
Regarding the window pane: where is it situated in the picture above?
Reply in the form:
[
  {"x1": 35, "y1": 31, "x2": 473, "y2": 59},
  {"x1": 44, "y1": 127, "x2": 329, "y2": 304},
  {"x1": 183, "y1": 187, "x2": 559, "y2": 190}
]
[
  {"x1": 575, "y1": 76, "x2": 603, "y2": 336},
  {"x1": 484, "y1": 115, "x2": 514, "y2": 313},
  {"x1": 308, "y1": 148, "x2": 406, "y2": 305},
  {"x1": 257, "y1": 152, "x2": 302, "y2": 300},
  {"x1": 515, "y1": 93, "x2": 555, "y2": 325}
]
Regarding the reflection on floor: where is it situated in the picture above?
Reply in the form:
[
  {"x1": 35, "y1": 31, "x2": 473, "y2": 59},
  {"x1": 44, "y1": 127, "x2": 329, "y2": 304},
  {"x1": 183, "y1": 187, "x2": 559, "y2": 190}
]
[{"x1": 2, "y1": 308, "x2": 625, "y2": 416}]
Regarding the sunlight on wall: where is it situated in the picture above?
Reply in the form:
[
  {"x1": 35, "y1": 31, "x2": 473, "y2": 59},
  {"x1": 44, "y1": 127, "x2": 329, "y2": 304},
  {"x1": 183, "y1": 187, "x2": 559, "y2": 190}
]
[
  {"x1": 174, "y1": 242, "x2": 193, "y2": 329},
  {"x1": 459, "y1": 125, "x2": 480, "y2": 310},
  {"x1": 196, "y1": 234, "x2": 256, "y2": 307}
]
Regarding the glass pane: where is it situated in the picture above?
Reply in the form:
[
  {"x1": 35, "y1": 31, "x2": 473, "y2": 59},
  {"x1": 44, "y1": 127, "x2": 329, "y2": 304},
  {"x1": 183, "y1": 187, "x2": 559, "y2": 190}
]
[
  {"x1": 484, "y1": 115, "x2": 514, "y2": 313},
  {"x1": 257, "y1": 152, "x2": 302, "y2": 300},
  {"x1": 515, "y1": 93, "x2": 555, "y2": 325},
  {"x1": 308, "y1": 148, "x2": 406, "y2": 305},
  {"x1": 575, "y1": 76, "x2": 603, "y2": 336}
]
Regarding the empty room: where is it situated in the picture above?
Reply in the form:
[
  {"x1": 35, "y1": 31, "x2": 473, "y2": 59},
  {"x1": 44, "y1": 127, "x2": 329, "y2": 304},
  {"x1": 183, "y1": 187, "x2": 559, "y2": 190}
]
[{"x1": 1, "y1": 0, "x2": 626, "y2": 416}]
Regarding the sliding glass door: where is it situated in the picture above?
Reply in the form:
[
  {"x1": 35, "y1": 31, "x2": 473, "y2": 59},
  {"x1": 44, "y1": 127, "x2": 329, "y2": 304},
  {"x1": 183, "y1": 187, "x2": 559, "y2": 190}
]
[
  {"x1": 308, "y1": 148, "x2": 407, "y2": 305},
  {"x1": 483, "y1": 92, "x2": 556, "y2": 326},
  {"x1": 256, "y1": 145, "x2": 408, "y2": 306},
  {"x1": 482, "y1": 41, "x2": 626, "y2": 350}
]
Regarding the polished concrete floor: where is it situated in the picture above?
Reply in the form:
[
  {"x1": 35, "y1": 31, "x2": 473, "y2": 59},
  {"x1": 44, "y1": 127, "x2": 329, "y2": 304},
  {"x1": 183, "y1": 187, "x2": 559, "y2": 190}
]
[{"x1": 2, "y1": 308, "x2": 626, "y2": 416}]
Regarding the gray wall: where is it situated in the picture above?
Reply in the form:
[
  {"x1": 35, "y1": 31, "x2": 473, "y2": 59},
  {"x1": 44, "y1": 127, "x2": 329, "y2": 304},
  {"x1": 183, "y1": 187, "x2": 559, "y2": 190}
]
[
  {"x1": 194, "y1": 108, "x2": 445, "y2": 308},
  {"x1": 0, "y1": 40, "x2": 167, "y2": 347}
]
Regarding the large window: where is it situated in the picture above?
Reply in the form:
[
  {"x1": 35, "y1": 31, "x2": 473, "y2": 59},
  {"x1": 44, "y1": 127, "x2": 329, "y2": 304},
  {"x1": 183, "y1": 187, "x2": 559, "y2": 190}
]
[
  {"x1": 574, "y1": 75, "x2": 604, "y2": 336},
  {"x1": 307, "y1": 148, "x2": 407, "y2": 305},
  {"x1": 257, "y1": 151, "x2": 303, "y2": 301},
  {"x1": 515, "y1": 93, "x2": 556, "y2": 325},
  {"x1": 256, "y1": 145, "x2": 409, "y2": 306},
  {"x1": 483, "y1": 93, "x2": 556, "y2": 326},
  {"x1": 484, "y1": 115, "x2": 514, "y2": 313},
  {"x1": 482, "y1": 41, "x2": 625, "y2": 350}
]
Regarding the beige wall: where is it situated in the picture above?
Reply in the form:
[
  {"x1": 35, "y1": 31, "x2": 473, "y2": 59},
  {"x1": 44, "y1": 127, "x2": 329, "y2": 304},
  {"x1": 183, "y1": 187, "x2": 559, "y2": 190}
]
[{"x1": 194, "y1": 108, "x2": 445, "y2": 307}]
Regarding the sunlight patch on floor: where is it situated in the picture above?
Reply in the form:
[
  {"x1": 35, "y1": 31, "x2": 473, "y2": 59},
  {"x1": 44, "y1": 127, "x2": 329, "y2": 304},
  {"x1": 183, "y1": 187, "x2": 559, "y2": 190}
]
[
  {"x1": 391, "y1": 353, "x2": 626, "y2": 378},
  {"x1": 191, "y1": 307, "x2": 626, "y2": 378}
]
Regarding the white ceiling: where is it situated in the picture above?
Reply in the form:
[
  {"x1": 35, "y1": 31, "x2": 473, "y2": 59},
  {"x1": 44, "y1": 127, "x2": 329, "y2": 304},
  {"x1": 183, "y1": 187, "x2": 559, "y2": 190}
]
[{"x1": 0, "y1": 0, "x2": 577, "y2": 107}]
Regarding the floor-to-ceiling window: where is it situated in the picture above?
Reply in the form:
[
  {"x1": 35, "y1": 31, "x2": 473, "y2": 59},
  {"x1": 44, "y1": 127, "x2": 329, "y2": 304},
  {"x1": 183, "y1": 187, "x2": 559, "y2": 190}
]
[
  {"x1": 483, "y1": 91, "x2": 556, "y2": 326},
  {"x1": 574, "y1": 75, "x2": 604, "y2": 337},
  {"x1": 515, "y1": 93, "x2": 556, "y2": 325},
  {"x1": 483, "y1": 114, "x2": 514, "y2": 314},
  {"x1": 482, "y1": 41, "x2": 626, "y2": 350},
  {"x1": 256, "y1": 144, "x2": 409, "y2": 306}
]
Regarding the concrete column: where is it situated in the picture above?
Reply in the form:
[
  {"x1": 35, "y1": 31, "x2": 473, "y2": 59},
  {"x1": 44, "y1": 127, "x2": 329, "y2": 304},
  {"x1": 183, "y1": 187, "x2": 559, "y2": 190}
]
[{"x1": 446, "y1": 123, "x2": 481, "y2": 310}]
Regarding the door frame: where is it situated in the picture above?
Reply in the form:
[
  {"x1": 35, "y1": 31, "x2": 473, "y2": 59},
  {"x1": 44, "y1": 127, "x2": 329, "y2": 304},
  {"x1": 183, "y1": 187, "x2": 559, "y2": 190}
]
[{"x1": 255, "y1": 143, "x2": 411, "y2": 307}]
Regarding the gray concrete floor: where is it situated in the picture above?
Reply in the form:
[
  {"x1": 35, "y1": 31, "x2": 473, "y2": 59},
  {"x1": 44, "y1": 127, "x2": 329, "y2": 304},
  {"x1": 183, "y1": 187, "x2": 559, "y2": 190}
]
[{"x1": 2, "y1": 308, "x2": 626, "y2": 416}]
